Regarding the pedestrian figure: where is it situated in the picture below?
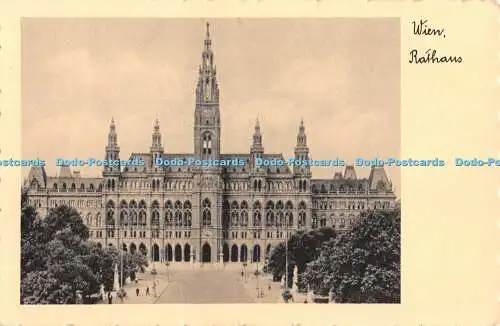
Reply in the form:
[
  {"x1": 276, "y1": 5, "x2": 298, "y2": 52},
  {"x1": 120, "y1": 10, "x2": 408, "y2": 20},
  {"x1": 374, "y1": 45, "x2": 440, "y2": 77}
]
[
  {"x1": 268, "y1": 284, "x2": 271, "y2": 292},
  {"x1": 107, "y1": 292, "x2": 112, "y2": 304},
  {"x1": 136, "y1": 288, "x2": 140, "y2": 296},
  {"x1": 146, "y1": 286, "x2": 150, "y2": 296}
]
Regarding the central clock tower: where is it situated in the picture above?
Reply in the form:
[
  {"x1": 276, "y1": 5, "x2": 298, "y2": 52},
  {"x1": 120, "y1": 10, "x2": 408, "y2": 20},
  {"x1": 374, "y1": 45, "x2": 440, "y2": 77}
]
[{"x1": 194, "y1": 22, "x2": 220, "y2": 161}]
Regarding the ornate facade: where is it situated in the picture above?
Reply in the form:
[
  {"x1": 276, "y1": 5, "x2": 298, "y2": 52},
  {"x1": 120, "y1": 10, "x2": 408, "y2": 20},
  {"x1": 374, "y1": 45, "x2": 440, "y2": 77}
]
[{"x1": 24, "y1": 23, "x2": 397, "y2": 264}]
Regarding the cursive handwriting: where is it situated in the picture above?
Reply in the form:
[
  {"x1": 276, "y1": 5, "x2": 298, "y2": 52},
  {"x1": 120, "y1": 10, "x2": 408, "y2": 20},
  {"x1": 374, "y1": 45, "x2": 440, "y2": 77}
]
[
  {"x1": 409, "y1": 49, "x2": 462, "y2": 64},
  {"x1": 412, "y1": 19, "x2": 446, "y2": 38}
]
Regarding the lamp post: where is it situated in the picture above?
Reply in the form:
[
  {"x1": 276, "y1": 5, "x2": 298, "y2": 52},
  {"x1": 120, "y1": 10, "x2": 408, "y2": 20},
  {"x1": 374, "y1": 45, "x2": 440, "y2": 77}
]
[
  {"x1": 285, "y1": 225, "x2": 288, "y2": 290},
  {"x1": 165, "y1": 261, "x2": 170, "y2": 281},
  {"x1": 255, "y1": 253, "x2": 261, "y2": 297},
  {"x1": 120, "y1": 224, "x2": 123, "y2": 289}
]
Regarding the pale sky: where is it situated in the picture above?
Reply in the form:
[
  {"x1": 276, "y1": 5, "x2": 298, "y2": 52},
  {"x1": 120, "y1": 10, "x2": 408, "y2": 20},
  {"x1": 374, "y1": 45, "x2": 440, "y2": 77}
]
[{"x1": 21, "y1": 18, "x2": 400, "y2": 196}]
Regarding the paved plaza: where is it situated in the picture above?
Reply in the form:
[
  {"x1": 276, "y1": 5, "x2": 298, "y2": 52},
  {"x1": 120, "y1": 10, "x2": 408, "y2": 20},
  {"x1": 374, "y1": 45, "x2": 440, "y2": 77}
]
[{"x1": 104, "y1": 263, "x2": 307, "y2": 304}]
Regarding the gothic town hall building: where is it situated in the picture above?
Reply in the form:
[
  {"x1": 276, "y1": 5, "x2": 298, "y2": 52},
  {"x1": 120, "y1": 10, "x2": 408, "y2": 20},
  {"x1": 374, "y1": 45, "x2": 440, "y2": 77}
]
[{"x1": 24, "y1": 23, "x2": 397, "y2": 264}]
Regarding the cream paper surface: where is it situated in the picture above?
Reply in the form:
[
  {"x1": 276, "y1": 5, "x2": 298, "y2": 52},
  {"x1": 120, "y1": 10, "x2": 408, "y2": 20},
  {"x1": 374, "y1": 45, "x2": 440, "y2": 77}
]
[{"x1": 0, "y1": 1, "x2": 499, "y2": 325}]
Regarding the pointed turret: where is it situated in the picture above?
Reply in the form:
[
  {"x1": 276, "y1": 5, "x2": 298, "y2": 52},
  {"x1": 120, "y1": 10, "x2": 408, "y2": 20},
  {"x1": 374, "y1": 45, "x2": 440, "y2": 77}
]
[
  {"x1": 150, "y1": 118, "x2": 164, "y2": 152},
  {"x1": 368, "y1": 166, "x2": 392, "y2": 192},
  {"x1": 250, "y1": 118, "x2": 264, "y2": 169},
  {"x1": 59, "y1": 165, "x2": 72, "y2": 178},
  {"x1": 293, "y1": 119, "x2": 310, "y2": 175},
  {"x1": 103, "y1": 118, "x2": 120, "y2": 190},
  {"x1": 150, "y1": 118, "x2": 164, "y2": 167},
  {"x1": 105, "y1": 118, "x2": 119, "y2": 162},
  {"x1": 26, "y1": 165, "x2": 47, "y2": 189},
  {"x1": 344, "y1": 165, "x2": 357, "y2": 180},
  {"x1": 251, "y1": 118, "x2": 264, "y2": 152}
]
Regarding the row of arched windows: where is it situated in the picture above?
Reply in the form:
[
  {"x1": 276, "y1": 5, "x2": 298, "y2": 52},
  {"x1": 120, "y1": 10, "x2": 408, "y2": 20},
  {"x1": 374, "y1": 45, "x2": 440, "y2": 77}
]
[
  {"x1": 51, "y1": 179, "x2": 313, "y2": 193},
  {"x1": 104, "y1": 199, "x2": 211, "y2": 228},
  {"x1": 221, "y1": 200, "x2": 307, "y2": 228},
  {"x1": 315, "y1": 200, "x2": 367, "y2": 210},
  {"x1": 313, "y1": 200, "x2": 391, "y2": 210},
  {"x1": 53, "y1": 182, "x2": 101, "y2": 191},
  {"x1": 311, "y1": 183, "x2": 366, "y2": 194},
  {"x1": 311, "y1": 214, "x2": 356, "y2": 229},
  {"x1": 100, "y1": 199, "x2": 308, "y2": 229}
]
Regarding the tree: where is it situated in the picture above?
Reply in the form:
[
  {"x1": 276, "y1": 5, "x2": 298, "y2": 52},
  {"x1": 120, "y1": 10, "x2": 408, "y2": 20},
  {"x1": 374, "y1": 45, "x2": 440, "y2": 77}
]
[
  {"x1": 91, "y1": 245, "x2": 149, "y2": 290},
  {"x1": 21, "y1": 205, "x2": 101, "y2": 303},
  {"x1": 266, "y1": 242, "x2": 286, "y2": 281},
  {"x1": 266, "y1": 226, "x2": 336, "y2": 289},
  {"x1": 20, "y1": 199, "x2": 148, "y2": 304},
  {"x1": 302, "y1": 209, "x2": 401, "y2": 303}
]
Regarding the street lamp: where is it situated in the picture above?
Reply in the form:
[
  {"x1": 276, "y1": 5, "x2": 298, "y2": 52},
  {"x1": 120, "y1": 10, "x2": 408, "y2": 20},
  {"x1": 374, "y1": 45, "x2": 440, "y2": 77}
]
[
  {"x1": 285, "y1": 225, "x2": 288, "y2": 290},
  {"x1": 119, "y1": 224, "x2": 123, "y2": 289}
]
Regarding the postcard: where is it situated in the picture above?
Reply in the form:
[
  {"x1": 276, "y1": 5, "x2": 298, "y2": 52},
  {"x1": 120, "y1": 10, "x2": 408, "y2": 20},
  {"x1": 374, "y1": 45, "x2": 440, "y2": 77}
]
[{"x1": 0, "y1": 1, "x2": 498, "y2": 325}]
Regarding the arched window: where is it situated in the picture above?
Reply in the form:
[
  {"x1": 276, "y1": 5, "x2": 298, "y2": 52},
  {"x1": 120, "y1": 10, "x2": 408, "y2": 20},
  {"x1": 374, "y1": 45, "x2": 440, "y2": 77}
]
[
  {"x1": 298, "y1": 201, "x2": 307, "y2": 227},
  {"x1": 138, "y1": 200, "x2": 147, "y2": 226},
  {"x1": 202, "y1": 199, "x2": 211, "y2": 226},
  {"x1": 174, "y1": 201, "x2": 183, "y2": 227},
  {"x1": 164, "y1": 200, "x2": 173, "y2": 226},
  {"x1": 129, "y1": 200, "x2": 138, "y2": 226},
  {"x1": 106, "y1": 200, "x2": 115, "y2": 226},
  {"x1": 276, "y1": 201, "x2": 284, "y2": 226},
  {"x1": 183, "y1": 201, "x2": 192, "y2": 227},
  {"x1": 120, "y1": 200, "x2": 128, "y2": 226},
  {"x1": 240, "y1": 201, "x2": 248, "y2": 226},
  {"x1": 231, "y1": 201, "x2": 239, "y2": 226},
  {"x1": 285, "y1": 201, "x2": 294, "y2": 226},
  {"x1": 151, "y1": 201, "x2": 160, "y2": 227},
  {"x1": 253, "y1": 201, "x2": 261, "y2": 227},
  {"x1": 202, "y1": 133, "x2": 212, "y2": 155},
  {"x1": 311, "y1": 215, "x2": 318, "y2": 228},
  {"x1": 265, "y1": 201, "x2": 275, "y2": 226}
]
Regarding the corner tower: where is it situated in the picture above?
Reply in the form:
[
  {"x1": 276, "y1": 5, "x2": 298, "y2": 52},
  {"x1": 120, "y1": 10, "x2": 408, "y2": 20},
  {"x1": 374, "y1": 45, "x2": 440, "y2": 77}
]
[
  {"x1": 194, "y1": 22, "x2": 221, "y2": 160},
  {"x1": 103, "y1": 118, "x2": 120, "y2": 191}
]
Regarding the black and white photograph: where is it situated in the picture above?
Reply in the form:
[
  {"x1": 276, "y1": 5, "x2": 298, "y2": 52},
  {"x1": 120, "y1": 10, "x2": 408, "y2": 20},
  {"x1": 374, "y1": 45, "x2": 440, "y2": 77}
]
[{"x1": 21, "y1": 18, "x2": 401, "y2": 304}]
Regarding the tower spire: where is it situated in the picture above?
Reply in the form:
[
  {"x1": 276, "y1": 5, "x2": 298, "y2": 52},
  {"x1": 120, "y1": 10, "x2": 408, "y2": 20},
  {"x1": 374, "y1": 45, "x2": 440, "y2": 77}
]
[
  {"x1": 196, "y1": 21, "x2": 218, "y2": 104},
  {"x1": 294, "y1": 119, "x2": 310, "y2": 176},
  {"x1": 108, "y1": 118, "x2": 117, "y2": 146},
  {"x1": 204, "y1": 21, "x2": 212, "y2": 52},
  {"x1": 250, "y1": 117, "x2": 264, "y2": 169},
  {"x1": 194, "y1": 22, "x2": 221, "y2": 160},
  {"x1": 297, "y1": 118, "x2": 307, "y2": 147},
  {"x1": 151, "y1": 118, "x2": 163, "y2": 153},
  {"x1": 251, "y1": 118, "x2": 263, "y2": 152},
  {"x1": 104, "y1": 117, "x2": 120, "y2": 176}
]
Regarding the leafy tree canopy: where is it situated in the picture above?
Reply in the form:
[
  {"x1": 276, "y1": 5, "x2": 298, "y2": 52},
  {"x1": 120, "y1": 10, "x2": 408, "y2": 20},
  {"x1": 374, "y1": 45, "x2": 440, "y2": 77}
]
[
  {"x1": 303, "y1": 209, "x2": 401, "y2": 303},
  {"x1": 21, "y1": 200, "x2": 148, "y2": 304}
]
